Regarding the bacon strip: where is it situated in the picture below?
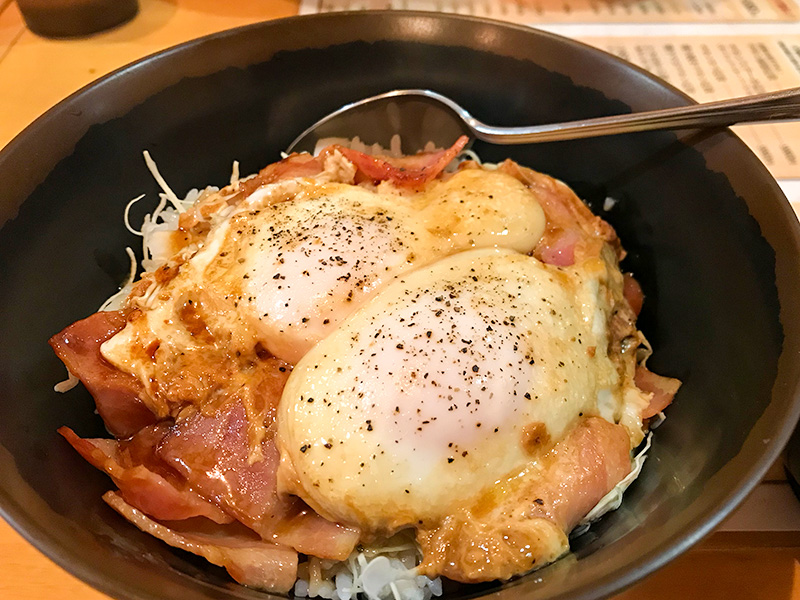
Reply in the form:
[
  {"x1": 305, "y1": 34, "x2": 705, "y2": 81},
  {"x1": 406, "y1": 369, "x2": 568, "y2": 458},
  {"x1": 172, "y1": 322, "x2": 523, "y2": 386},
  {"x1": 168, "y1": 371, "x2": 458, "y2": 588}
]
[
  {"x1": 623, "y1": 273, "x2": 644, "y2": 317},
  {"x1": 157, "y1": 401, "x2": 359, "y2": 560},
  {"x1": 271, "y1": 506, "x2": 361, "y2": 562},
  {"x1": 234, "y1": 153, "x2": 327, "y2": 201},
  {"x1": 537, "y1": 227, "x2": 581, "y2": 267},
  {"x1": 50, "y1": 311, "x2": 156, "y2": 438},
  {"x1": 104, "y1": 491, "x2": 298, "y2": 592},
  {"x1": 635, "y1": 365, "x2": 681, "y2": 418},
  {"x1": 526, "y1": 417, "x2": 633, "y2": 531},
  {"x1": 496, "y1": 160, "x2": 621, "y2": 266},
  {"x1": 59, "y1": 425, "x2": 232, "y2": 524},
  {"x1": 418, "y1": 417, "x2": 632, "y2": 582},
  {"x1": 257, "y1": 153, "x2": 327, "y2": 183},
  {"x1": 52, "y1": 318, "x2": 359, "y2": 561},
  {"x1": 332, "y1": 136, "x2": 469, "y2": 189}
]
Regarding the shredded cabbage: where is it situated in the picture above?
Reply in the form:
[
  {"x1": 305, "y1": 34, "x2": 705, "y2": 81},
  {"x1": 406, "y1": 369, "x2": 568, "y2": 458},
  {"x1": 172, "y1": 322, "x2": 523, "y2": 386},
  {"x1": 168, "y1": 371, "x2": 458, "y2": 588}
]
[
  {"x1": 143, "y1": 150, "x2": 185, "y2": 213},
  {"x1": 53, "y1": 367, "x2": 79, "y2": 393},
  {"x1": 295, "y1": 536, "x2": 442, "y2": 600}
]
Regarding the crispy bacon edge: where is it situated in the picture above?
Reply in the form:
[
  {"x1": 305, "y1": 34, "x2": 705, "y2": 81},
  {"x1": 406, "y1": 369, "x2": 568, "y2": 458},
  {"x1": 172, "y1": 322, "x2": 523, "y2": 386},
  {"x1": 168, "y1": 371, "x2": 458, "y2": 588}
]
[
  {"x1": 330, "y1": 135, "x2": 469, "y2": 189},
  {"x1": 50, "y1": 311, "x2": 156, "y2": 438}
]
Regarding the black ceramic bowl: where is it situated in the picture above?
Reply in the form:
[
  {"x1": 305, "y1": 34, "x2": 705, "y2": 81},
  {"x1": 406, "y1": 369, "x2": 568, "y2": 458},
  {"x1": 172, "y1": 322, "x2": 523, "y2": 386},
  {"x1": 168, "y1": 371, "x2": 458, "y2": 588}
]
[{"x1": 1, "y1": 11, "x2": 799, "y2": 600}]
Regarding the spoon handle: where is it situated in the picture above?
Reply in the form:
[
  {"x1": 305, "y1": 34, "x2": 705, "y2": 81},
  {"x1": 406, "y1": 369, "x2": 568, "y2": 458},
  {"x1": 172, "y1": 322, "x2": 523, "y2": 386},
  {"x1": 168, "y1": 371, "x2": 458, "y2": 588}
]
[{"x1": 473, "y1": 87, "x2": 800, "y2": 143}]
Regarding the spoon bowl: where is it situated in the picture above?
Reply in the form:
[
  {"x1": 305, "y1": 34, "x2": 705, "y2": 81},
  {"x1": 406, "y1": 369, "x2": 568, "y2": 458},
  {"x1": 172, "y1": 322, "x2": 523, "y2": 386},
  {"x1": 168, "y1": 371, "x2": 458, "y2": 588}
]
[
  {"x1": 287, "y1": 90, "x2": 471, "y2": 154},
  {"x1": 287, "y1": 87, "x2": 800, "y2": 154}
]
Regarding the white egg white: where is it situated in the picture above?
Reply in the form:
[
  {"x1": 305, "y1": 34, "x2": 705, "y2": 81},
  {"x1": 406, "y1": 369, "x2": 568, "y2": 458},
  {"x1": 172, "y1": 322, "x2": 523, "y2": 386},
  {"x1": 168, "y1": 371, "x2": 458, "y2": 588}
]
[
  {"x1": 100, "y1": 166, "x2": 546, "y2": 417},
  {"x1": 276, "y1": 247, "x2": 634, "y2": 534}
]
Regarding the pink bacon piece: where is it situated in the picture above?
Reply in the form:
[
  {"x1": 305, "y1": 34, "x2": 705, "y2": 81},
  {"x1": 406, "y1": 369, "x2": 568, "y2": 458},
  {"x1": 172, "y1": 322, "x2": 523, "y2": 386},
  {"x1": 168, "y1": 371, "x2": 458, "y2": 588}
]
[
  {"x1": 236, "y1": 153, "x2": 328, "y2": 198},
  {"x1": 157, "y1": 401, "x2": 360, "y2": 560},
  {"x1": 215, "y1": 137, "x2": 467, "y2": 209},
  {"x1": 104, "y1": 491, "x2": 298, "y2": 592},
  {"x1": 527, "y1": 417, "x2": 634, "y2": 531},
  {"x1": 51, "y1": 313, "x2": 359, "y2": 560},
  {"x1": 332, "y1": 136, "x2": 469, "y2": 189},
  {"x1": 536, "y1": 228, "x2": 582, "y2": 267},
  {"x1": 623, "y1": 273, "x2": 644, "y2": 317},
  {"x1": 59, "y1": 425, "x2": 232, "y2": 524},
  {"x1": 635, "y1": 365, "x2": 681, "y2": 418},
  {"x1": 495, "y1": 160, "x2": 620, "y2": 267},
  {"x1": 49, "y1": 311, "x2": 156, "y2": 438},
  {"x1": 418, "y1": 417, "x2": 633, "y2": 583}
]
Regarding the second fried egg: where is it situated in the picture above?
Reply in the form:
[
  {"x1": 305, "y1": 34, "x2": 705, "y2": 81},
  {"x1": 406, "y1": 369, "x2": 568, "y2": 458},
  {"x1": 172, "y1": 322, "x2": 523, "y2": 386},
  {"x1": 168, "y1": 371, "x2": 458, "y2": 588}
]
[{"x1": 276, "y1": 247, "x2": 629, "y2": 535}]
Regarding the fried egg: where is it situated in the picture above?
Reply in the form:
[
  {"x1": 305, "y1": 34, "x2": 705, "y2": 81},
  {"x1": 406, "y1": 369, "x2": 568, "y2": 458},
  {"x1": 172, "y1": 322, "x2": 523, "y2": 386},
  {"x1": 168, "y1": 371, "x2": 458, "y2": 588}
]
[
  {"x1": 100, "y1": 166, "x2": 546, "y2": 415},
  {"x1": 275, "y1": 247, "x2": 627, "y2": 534}
]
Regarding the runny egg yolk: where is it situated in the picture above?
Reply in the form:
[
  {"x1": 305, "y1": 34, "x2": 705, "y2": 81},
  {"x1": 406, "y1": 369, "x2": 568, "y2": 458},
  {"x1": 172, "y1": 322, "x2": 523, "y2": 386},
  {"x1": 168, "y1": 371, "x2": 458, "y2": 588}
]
[{"x1": 276, "y1": 247, "x2": 624, "y2": 535}]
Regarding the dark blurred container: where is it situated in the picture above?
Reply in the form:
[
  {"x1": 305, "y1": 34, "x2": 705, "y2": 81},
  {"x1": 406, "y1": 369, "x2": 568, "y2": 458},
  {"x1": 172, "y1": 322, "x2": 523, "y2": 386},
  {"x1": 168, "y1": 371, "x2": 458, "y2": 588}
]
[{"x1": 16, "y1": 0, "x2": 138, "y2": 38}]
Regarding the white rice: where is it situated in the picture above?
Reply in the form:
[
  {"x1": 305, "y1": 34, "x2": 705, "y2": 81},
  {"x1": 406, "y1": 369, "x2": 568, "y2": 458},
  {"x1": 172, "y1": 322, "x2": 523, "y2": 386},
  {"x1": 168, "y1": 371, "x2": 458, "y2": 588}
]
[{"x1": 314, "y1": 135, "x2": 406, "y2": 158}]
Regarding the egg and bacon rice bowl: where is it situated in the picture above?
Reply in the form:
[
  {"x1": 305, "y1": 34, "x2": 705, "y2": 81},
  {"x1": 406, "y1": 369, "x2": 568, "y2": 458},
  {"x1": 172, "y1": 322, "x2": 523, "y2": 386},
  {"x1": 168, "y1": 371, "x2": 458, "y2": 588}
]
[{"x1": 50, "y1": 136, "x2": 680, "y2": 599}]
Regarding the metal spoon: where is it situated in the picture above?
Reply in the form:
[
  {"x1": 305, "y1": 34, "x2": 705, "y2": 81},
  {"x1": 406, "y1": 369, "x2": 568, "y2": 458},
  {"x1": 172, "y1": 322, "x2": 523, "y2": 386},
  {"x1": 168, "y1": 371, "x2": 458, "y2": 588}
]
[{"x1": 287, "y1": 87, "x2": 800, "y2": 154}]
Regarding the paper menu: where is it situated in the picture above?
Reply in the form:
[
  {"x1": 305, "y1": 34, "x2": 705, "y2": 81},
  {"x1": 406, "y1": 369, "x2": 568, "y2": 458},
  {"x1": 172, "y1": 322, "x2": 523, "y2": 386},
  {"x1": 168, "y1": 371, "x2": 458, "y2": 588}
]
[
  {"x1": 583, "y1": 35, "x2": 800, "y2": 179},
  {"x1": 299, "y1": 0, "x2": 800, "y2": 22},
  {"x1": 562, "y1": 32, "x2": 800, "y2": 209},
  {"x1": 577, "y1": 32, "x2": 800, "y2": 209},
  {"x1": 562, "y1": 33, "x2": 799, "y2": 208}
]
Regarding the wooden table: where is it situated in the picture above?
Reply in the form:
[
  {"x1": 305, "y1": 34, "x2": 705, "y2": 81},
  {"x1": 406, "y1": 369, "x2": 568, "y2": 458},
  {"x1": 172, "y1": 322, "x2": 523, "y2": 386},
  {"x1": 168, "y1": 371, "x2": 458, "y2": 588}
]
[{"x1": 1, "y1": 1, "x2": 799, "y2": 598}]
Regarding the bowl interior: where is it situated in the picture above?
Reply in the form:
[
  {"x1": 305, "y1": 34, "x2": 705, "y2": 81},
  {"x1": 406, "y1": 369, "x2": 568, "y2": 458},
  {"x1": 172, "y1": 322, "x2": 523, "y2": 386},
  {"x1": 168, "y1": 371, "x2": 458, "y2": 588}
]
[{"x1": 1, "y1": 12, "x2": 799, "y2": 600}]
